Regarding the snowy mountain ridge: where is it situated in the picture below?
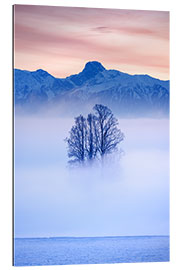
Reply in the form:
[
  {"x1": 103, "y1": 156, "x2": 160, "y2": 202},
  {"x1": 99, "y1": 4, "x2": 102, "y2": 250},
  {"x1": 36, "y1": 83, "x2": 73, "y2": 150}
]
[{"x1": 14, "y1": 61, "x2": 169, "y2": 117}]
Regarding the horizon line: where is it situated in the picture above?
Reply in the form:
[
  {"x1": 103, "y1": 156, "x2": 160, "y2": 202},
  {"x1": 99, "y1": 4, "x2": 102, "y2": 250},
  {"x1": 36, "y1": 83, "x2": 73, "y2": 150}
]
[{"x1": 14, "y1": 234, "x2": 170, "y2": 240}]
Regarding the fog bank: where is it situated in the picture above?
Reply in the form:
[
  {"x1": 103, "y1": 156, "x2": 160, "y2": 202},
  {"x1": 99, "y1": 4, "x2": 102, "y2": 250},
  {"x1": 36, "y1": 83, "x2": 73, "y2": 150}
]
[{"x1": 14, "y1": 116, "x2": 169, "y2": 238}]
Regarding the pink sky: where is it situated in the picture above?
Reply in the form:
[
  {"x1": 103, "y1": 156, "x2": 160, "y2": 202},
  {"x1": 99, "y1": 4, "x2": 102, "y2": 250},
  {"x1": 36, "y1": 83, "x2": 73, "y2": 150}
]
[{"x1": 14, "y1": 5, "x2": 169, "y2": 80}]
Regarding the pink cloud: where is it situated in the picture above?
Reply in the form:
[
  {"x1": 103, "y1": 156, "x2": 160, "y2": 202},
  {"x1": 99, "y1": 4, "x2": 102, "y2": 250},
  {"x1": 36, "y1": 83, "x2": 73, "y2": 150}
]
[{"x1": 92, "y1": 25, "x2": 168, "y2": 40}]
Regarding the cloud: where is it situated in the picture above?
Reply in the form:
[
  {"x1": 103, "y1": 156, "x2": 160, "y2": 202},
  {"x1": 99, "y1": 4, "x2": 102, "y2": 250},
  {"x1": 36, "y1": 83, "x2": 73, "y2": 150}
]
[{"x1": 92, "y1": 25, "x2": 168, "y2": 40}]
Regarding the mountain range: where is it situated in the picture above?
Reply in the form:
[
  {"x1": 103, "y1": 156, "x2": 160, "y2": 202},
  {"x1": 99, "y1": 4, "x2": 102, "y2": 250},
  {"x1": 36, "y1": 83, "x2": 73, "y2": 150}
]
[{"x1": 14, "y1": 61, "x2": 169, "y2": 117}]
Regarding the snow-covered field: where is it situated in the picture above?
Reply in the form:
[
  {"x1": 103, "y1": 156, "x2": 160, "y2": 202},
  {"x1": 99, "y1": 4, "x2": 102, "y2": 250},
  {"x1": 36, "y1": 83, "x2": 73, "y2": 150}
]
[{"x1": 14, "y1": 236, "x2": 169, "y2": 266}]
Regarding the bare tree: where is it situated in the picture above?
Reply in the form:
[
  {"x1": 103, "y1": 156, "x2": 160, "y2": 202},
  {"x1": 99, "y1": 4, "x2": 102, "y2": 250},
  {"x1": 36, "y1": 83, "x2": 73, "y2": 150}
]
[
  {"x1": 65, "y1": 115, "x2": 87, "y2": 165},
  {"x1": 65, "y1": 104, "x2": 124, "y2": 166},
  {"x1": 85, "y1": 113, "x2": 98, "y2": 161},
  {"x1": 93, "y1": 104, "x2": 124, "y2": 160}
]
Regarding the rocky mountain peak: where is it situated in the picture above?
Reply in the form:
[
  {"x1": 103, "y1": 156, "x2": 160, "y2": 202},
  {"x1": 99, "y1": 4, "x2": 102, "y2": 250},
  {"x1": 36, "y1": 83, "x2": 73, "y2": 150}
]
[{"x1": 82, "y1": 61, "x2": 106, "y2": 74}]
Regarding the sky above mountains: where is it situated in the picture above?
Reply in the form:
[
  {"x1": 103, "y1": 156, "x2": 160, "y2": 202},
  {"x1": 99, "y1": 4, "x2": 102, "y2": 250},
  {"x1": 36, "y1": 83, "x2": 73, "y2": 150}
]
[{"x1": 14, "y1": 5, "x2": 169, "y2": 80}]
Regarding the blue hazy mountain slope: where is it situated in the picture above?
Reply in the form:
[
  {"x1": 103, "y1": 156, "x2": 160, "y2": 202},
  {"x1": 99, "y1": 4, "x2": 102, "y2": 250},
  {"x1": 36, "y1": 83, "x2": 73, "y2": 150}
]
[{"x1": 14, "y1": 61, "x2": 169, "y2": 117}]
